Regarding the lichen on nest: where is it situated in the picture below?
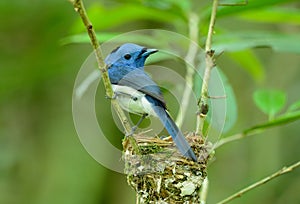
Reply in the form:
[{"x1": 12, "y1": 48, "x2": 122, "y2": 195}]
[{"x1": 123, "y1": 132, "x2": 213, "y2": 203}]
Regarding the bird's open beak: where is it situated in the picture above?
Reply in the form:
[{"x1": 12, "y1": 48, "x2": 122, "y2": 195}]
[{"x1": 142, "y1": 48, "x2": 158, "y2": 57}]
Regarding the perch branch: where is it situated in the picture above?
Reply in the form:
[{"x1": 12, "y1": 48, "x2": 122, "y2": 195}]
[
  {"x1": 217, "y1": 161, "x2": 300, "y2": 204},
  {"x1": 71, "y1": 0, "x2": 139, "y2": 152},
  {"x1": 196, "y1": 0, "x2": 219, "y2": 134}
]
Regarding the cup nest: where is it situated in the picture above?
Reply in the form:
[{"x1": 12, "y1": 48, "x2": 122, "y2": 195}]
[{"x1": 122, "y1": 132, "x2": 213, "y2": 203}]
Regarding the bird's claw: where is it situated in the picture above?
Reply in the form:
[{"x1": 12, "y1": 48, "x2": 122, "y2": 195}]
[
  {"x1": 126, "y1": 126, "x2": 137, "y2": 137},
  {"x1": 125, "y1": 132, "x2": 132, "y2": 137}
]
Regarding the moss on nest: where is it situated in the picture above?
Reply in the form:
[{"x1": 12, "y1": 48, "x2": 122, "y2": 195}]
[{"x1": 123, "y1": 132, "x2": 213, "y2": 203}]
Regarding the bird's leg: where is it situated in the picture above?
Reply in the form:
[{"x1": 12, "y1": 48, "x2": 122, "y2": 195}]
[
  {"x1": 132, "y1": 113, "x2": 148, "y2": 131},
  {"x1": 126, "y1": 113, "x2": 148, "y2": 136}
]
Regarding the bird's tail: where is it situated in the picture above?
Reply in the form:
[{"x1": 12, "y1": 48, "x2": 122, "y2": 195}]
[
  {"x1": 148, "y1": 101, "x2": 197, "y2": 161},
  {"x1": 163, "y1": 111, "x2": 197, "y2": 161}
]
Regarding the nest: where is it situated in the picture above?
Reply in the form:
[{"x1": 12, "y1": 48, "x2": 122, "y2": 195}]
[{"x1": 123, "y1": 132, "x2": 213, "y2": 204}]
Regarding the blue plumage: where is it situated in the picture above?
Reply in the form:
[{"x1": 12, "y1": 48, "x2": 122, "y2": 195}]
[{"x1": 105, "y1": 43, "x2": 197, "y2": 161}]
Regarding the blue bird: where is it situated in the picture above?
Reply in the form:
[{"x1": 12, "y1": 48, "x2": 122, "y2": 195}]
[{"x1": 105, "y1": 43, "x2": 197, "y2": 161}]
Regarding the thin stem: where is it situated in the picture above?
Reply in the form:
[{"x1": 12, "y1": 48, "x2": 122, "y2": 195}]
[
  {"x1": 205, "y1": 0, "x2": 219, "y2": 52},
  {"x1": 214, "y1": 117, "x2": 291, "y2": 149},
  {"x1": 199, "y1": 177, "x2": 209, "y2": 204},
  {"x1": 215, "y1": 130, "x2": 263, "y2": 149},
  {"x1": 214, "y1": 133, "x2": 246, "y2": 149},
  {"x1": 175, "y1": 12, "x2": 199, "y2": 128},
  {"x1": 71, "y1": 0, "x2": 139, "y2": 152},
  {"x1": 196, "y1": 0, "x2": 219, "y2": 134},
  {"x1": 217, "y1": 161, "x2": 300, "y2": 204}
]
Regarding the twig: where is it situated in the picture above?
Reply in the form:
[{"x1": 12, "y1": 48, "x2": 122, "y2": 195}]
[
  {"x1": 215, "y1": 130, "x2": 260, "y2": 149},
  {"x1": 205, "y1": 0, "x2": 219, "y2": 52},
  {"x1": 217, "y1": 161, "x2": 300, "y2": 204},
  {"x1": 175, "y1": 12, "x2": 199, "y2": 128},
  {"x1": 196, "y1": 0, "x2": 219, "y2": 134},
  {"x1": 214, "y1": 132, "x2": 246, "y2": 149},
  {"x1": 215, "y1": 111, "x2": 300, "y2": 149},
  {"x1": 71, "y1": 0, "x2": 139, "y2": 152},
  {"x1": 199, "y1": 177, "x2": 209, "y2": 204}
]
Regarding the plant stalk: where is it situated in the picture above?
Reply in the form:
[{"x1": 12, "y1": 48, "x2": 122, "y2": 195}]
[{"x1": 196, "y1": 0, "x2": 219, "y2": 134}]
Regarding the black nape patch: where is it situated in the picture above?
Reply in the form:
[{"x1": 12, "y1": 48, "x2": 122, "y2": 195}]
[{"x1": 110, "y1": 46, "x2": 121, "y2": 54}]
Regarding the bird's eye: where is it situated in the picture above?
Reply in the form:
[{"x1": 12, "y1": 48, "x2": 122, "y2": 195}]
[{"x1": 124, "y1": 54, "x2": 131, "y2": 60}]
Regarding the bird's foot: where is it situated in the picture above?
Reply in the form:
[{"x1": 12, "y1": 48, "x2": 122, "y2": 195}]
[
  {"x1": 125, "y1": 125, "x2": 138, "y2": 137},
  {"x1": 125, "y1": 114, "x2": 148, "y2": 137}
]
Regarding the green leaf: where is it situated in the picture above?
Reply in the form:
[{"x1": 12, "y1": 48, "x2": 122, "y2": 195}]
[
  {"x1": 143, "y1": 0, "x2": 191, "y2": 12},
  {"x1": 238, "y1": 7, "x2": 300, "y2": 25},
  {"x1": 61, "y1": 32, "x2": 160, "y2": 46},
  {"x1": 287, "y1": 100, "x2": 300, "y2": 112},
  {"x1": 71, "y1": 3, "x2": 184, "y2": 33},
  {"x1": 216, "y1": 0, "x2": 299, "y2": 18},
  {"x1": 253, "y1": 89, "x2": 286, "y2": 119},
  {"x1": 194, "y1": 68, "x2": 237, "y2": 133},
  {"x1": 226, "y1": 50, "x2": 265, "y2": 82},
  {"x1": 60, "y1": 32, "x2": 119, "y2": 45},
  {"x1": 146, "y1": 52, "x2": 174, "y2": 64},
  {"x1": 219, "y1": 69, "x2": 238, "y2": 133},
  {"x1": 244, "y1": 110, "x2": 300, "y2": 134},
  {"x1": 213, "y1": 32, "x2": 300, "y2": 54}
]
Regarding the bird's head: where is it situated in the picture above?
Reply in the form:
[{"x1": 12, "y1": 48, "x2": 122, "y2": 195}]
[{"x1": 105, "y1": 43, "x2": 158, "y2": 69}]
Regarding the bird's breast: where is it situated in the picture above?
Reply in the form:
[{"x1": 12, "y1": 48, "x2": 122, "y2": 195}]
[{"x1": 112, "y1": 85, "x2": 157, "y2": 117}]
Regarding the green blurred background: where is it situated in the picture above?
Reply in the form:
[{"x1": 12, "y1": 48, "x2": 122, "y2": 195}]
[{"x1": 1, "y1": 0, "x2": 300, "y2": 203}]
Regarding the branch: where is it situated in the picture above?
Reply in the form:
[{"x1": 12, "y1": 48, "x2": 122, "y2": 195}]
[
  {"x1": 216, "y1": 111, "x2": 300, "y2": 149},
  {"x1": 196, "y1": 0, "x2": 219, "y2": 134},
  {"x1": 71, "y1": 0, "x2": 139, "y2": 151},
  {"x1": 214, "y1": 132, "x2": 247, "y2": 149},
  {"x1": 175, "y1": 12, "x2": 199, "y2": 128},
  {"x1": 216, "y1": 161, "x2": 300, "y2": 204}
]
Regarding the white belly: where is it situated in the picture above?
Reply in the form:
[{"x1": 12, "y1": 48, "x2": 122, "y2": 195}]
[{"x1": 112, "y1": 85, "x2": 157, "y2": 116}]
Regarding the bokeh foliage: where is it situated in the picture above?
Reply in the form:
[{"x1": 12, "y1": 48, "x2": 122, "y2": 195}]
[{"x1": 1, "y1": 0, "x2": 300, "y2": 203}]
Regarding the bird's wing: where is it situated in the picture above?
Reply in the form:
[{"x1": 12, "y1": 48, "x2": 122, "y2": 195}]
[{"x1": 117, "y1": 69, "x2": 167, "y2": 108}]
